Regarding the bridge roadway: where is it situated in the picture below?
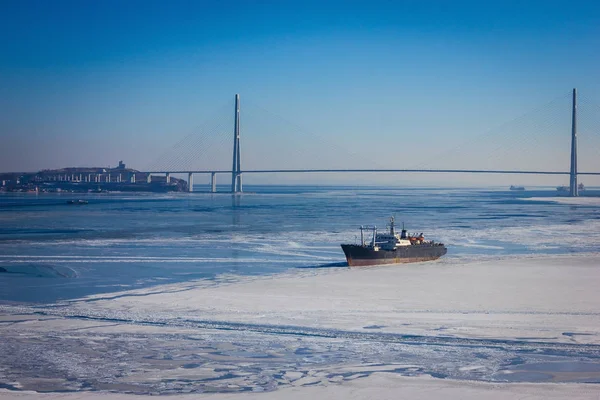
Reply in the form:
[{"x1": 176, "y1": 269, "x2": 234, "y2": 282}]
[
  {"x1": 5, "y1": 169, "x2": 600, "y2": 176},
  {"x1": 146, "y1": 169, "x2": 600, "y2": 175}
]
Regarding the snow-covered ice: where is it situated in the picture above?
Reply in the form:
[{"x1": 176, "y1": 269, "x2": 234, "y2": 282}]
[{"x1": 1, "y1": 254, "x2": 599, "y2": 398}]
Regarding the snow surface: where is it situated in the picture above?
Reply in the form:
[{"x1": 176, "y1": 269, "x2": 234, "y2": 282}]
[
  {"x1": 64, "y1": 253, "x2": 600, "y2": 343},
  {"x1": 1, "y1": 254, "x2": 600, "y2": 398},
  {"x1": 1, "y1": 374, "x2": 599, "y2": 400}
]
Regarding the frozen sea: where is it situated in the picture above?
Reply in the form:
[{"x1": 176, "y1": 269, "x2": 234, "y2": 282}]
[
  {"x1": 1, "y1": 185, "x2": 598, "y2": 303},
  {"x1": 1, "y1": 186, "x2": 600, "y2": 395}
]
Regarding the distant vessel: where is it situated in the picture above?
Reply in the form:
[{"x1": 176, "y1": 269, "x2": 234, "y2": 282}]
[
  {"x1": 67, "y1": 199, "x2": 88, "y2": 205},
  {"x1": 510, "y1": 185, "x2": 525, "y2": 191},
  {"x1": 341, "y1": 217, "x2": 447, "y2": 267},
  {"x1": 557, "y1": 183, "x2": 585, "y2": 193}
]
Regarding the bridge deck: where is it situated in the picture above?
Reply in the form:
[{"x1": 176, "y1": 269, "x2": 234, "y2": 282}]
[{"x1": 143, "y1": 169, "x2": 600, "y2": 175}]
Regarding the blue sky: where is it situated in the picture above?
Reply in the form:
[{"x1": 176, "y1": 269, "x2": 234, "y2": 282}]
[{"x1": 1, "y1": 0, "x2": 599, "y2": 185}]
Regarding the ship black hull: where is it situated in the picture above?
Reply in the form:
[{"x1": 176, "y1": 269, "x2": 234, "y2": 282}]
[{"x1": 341, "y1": 243, "x2": 447, "y2": 267}]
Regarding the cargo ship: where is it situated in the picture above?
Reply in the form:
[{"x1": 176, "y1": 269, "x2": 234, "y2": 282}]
[{"x1": 341, "y1": 217, "x2": 447, "y2": 267}]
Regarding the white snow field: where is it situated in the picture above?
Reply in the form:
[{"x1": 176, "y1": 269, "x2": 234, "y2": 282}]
[{"x1": 1, "y1": 254, "x2": 600, "y2": 398}]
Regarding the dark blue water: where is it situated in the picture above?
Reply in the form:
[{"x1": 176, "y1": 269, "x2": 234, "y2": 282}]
[{"x1": 1, "y1": 186, "x2": 599, "y2": 303}]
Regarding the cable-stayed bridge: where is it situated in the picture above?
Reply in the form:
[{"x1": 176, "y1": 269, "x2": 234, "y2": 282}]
[{"x1": 145, "y1": 89, "x2": 600, "y2": 196}]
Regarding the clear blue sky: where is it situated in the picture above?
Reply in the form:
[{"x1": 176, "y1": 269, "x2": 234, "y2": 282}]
[{"x1": 1, "y1": 0, "x2": 599, "y2": 185}]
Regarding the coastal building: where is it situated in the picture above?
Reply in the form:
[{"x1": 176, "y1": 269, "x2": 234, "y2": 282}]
[{"x1": 0, "y1": 162, "x2": 187, "y2": 193}]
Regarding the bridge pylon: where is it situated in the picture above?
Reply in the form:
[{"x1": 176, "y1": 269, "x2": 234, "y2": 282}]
[
  {"x1": 231, "y1": 94, "x2": 242, "y2": 193},
  {"x1": 569, "y1": 88, "x2": 578, "y2": 197}
]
